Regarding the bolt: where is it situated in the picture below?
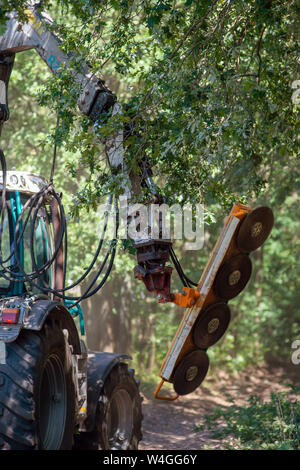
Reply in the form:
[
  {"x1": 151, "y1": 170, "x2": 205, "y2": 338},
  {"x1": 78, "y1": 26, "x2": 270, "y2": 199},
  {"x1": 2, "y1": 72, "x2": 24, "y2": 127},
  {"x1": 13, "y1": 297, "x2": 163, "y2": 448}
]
[
  {"x1": 157, "y1": 294, "x2": 163, "y2": 300},
  {"x1": 181, "y1": 290, "x2": 187, "y2": 296},
  {"x1": 190, "y1": 300, "x2": 195, "y2": 306}
]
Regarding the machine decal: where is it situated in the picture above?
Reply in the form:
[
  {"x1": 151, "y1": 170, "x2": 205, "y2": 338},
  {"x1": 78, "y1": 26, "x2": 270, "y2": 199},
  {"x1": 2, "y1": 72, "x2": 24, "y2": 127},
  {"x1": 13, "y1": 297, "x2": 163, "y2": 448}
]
[
  {"x1": 24, "y1": 9, "x2": 45, "y2": 36},
  {"x1": 47, "y1": 54, "x2": 61, "y2": 71}
]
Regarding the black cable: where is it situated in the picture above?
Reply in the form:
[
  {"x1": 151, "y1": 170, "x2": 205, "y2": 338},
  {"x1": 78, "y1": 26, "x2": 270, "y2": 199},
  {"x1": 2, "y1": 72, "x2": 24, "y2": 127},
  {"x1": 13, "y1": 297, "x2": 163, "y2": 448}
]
[
  {"x1": 14, "y1": 191, "x2": 116, "y2": 301},
  {"x1": 169, "y1": 246, "x2": 198, "y2": 288},
  {"x1": 0, "y1": 149, "x2": 117, "y2": 305},
  {"x1": 169, "y1": 248, "x2": 188, "y2": 287},
  {"x1": 1, "y1": 147, "x2": 195, "y2": 304}
]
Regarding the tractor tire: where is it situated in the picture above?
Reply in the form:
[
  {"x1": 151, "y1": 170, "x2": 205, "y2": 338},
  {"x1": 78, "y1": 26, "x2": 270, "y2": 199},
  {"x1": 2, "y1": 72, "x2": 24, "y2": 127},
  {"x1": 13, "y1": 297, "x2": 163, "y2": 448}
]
[
  {"x1": 74, "y1": 363, "x2": 143, "y2": 450},
  {"x1": 0, "y1": 320, "x2": 76, "y2": 450}
]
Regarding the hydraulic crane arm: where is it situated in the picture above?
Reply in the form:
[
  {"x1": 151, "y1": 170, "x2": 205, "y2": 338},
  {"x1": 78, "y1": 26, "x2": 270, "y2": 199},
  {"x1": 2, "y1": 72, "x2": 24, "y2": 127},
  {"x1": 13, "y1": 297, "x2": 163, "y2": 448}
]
[
  {"x1": 0, "y1": 3, "x2": 116, "y2": 122},
  {"x1": 0, "y1": 1, "x2": 200, "y2": 308},
  {"x1": 0, "y1": 2, "x2": 130, "y2": 181}
]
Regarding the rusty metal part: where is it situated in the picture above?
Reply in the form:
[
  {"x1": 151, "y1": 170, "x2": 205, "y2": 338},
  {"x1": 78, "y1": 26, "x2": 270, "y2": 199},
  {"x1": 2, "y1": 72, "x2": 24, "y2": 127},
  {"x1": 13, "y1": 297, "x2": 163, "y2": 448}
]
[
  {"x1": 172, "y1": 350, "x2": 209, "y2": 396},
  {"x1": 134, "y1": 264, "x2": 173, "y2": 303},
  {"x1": 214, "y1": 254, "x2": 252, "y2": 300},
  {"x1": 192, "y1": 302, "x2": 231, "y2": 349},
  {"x1": 134, "y1": 239, "x2": 202, "y2": 306},
  {"x1": 172, "y1": 287, "x2": 201, "y2": 308},
  {"x1": 134, "y1": 239, "x2": 174, "y2": 302},
  {"x1": 135, "y1": 239, "x2": 172, "y2": 264},
  {"x1": 237, "y1": 206, "x2": 274, "y2": 253}
]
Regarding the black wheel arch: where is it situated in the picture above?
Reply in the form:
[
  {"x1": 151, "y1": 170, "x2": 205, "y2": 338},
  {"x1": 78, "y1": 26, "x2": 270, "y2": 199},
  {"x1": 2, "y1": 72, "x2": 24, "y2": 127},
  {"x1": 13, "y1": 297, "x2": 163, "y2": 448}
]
[
  {"x1": 80, "y1": 351, "x2": 131, "y2": 433},
  {"x1": 23, "y1": 299, "x2": 82, "y2": 355}
]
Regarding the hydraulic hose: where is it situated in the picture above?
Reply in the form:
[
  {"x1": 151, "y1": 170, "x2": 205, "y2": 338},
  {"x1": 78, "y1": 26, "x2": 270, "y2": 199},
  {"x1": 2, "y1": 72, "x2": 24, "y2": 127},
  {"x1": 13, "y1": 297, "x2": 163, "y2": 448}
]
[{"x1": 0, "y1": 149, "x2": 117, "y2": 306}]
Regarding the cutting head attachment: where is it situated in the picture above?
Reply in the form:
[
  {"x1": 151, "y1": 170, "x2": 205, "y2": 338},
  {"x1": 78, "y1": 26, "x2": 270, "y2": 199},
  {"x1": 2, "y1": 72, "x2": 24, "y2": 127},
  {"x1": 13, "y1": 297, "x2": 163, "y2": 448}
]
[
  {"x1": 192, "y1": 302, "x2": 231, "y2": 349},
  {"x1": 173, "y1": 350, "x2": 209, "y2": 395},
  {"x1": 214, "y1": 254, "x2": 252, "y2": 300},
  {"x1": 237, "y1": 206, "x2": 274, "y2": 253}
]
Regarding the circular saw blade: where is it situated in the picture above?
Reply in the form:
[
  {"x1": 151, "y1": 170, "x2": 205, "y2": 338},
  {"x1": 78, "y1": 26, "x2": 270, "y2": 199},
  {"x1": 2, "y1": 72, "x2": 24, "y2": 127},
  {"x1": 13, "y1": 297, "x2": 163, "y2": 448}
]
[
  {"x1": 214, "y1": 254, "x2": 252, "y2": 300},
  {"x1": 237, "y1": 206, "x2": 274, "y2": 253},
  {"x1": 192, "y1": 302, "x2": 231, "y2": 349},
  {"x1": 173, "y1": 350, "x2": 209, "y2": 396}
]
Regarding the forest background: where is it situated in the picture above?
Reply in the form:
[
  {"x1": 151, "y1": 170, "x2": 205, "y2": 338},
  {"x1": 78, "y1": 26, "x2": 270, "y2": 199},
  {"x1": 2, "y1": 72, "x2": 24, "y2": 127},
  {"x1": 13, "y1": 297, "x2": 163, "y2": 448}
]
[{"x1": 0, "y1": 0, "x2": 299, "y2": 389}]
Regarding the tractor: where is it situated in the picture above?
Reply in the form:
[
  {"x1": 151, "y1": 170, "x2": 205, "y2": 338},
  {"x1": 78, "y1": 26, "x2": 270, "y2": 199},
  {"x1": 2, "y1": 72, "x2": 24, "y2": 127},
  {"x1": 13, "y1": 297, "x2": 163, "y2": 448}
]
[{"x1": 0, "y1": 2, "x2": 274, "y2": 449}]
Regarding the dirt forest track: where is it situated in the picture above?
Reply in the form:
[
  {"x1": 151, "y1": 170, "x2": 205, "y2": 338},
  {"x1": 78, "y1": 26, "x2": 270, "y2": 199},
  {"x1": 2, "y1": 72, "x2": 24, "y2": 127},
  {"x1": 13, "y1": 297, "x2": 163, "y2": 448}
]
[{"x1": 139, "y1": 363, "x2": 299, "y2": 450}]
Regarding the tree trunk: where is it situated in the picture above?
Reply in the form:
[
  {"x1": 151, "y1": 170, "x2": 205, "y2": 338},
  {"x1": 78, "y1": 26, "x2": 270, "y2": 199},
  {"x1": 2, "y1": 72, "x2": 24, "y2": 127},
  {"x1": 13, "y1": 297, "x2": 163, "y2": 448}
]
[
  {"x1": 146, "y1": 314, "x2": 155, "y2": 373},
  {"x1": 82, "y1": 278, "x2": 114, "y2": 352}
]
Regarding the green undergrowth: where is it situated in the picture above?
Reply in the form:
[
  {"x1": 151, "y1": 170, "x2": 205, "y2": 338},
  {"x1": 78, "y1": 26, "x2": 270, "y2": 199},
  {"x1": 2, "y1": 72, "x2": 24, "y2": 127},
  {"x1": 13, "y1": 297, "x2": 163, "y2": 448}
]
[{"x1": 195, "y1": 386, "x2": 300, "y2": 450}]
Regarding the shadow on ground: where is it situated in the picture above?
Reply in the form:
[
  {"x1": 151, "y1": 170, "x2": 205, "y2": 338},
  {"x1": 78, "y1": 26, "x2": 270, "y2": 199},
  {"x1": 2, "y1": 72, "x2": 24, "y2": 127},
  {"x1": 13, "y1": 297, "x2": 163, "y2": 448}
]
[{"x1": 139, "y1": 362, "x2": 299, "y2": 450}]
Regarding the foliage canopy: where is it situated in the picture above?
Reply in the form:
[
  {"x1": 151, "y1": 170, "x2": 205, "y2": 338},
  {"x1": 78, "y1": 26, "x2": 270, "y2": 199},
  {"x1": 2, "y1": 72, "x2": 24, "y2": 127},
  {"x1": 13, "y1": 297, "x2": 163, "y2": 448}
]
[
  {"x1": 1, "y1": 0, "x2": 299, "y2": 209},
  {"x1": 0, "y1": 1, "x2": 299, "y2": 374}
]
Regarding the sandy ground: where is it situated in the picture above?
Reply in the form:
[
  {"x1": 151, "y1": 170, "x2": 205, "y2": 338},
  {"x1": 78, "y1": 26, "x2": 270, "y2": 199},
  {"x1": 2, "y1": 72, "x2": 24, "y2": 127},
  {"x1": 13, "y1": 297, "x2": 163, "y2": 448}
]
[{"x1": 139, "y1": 362, "x2": 300, "y2": 450}]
